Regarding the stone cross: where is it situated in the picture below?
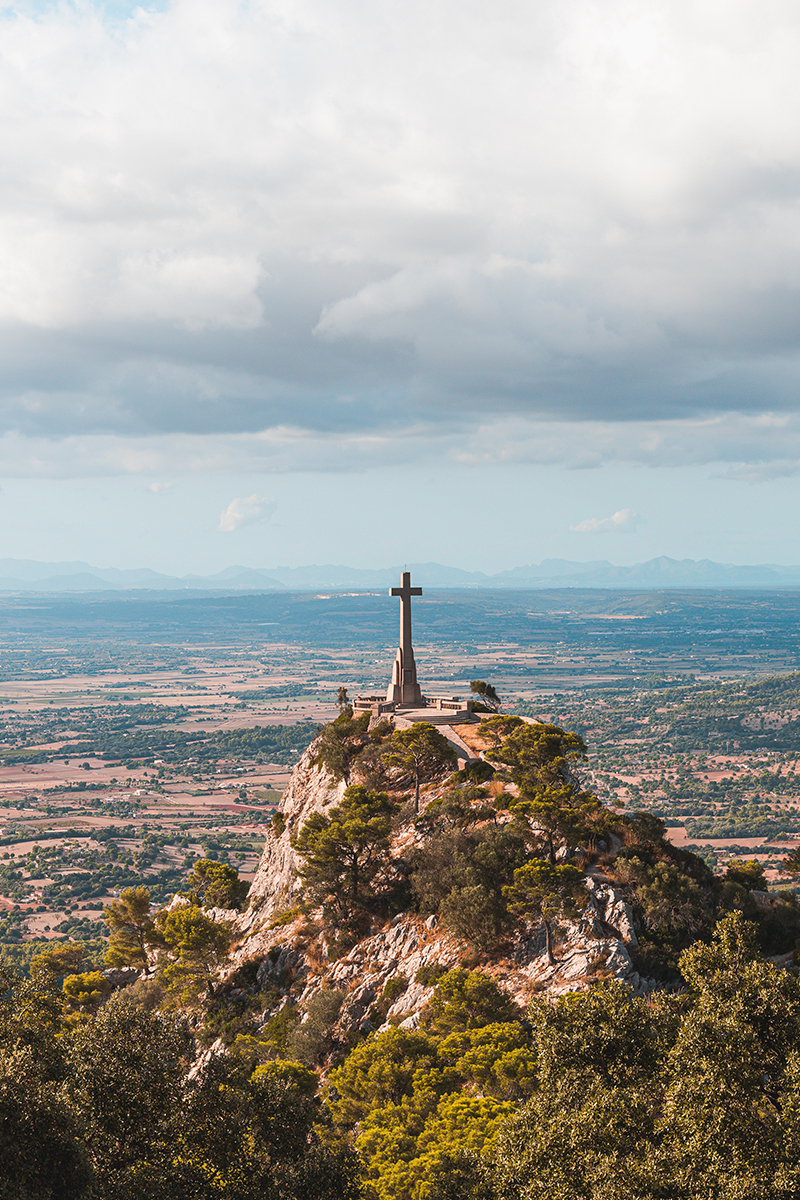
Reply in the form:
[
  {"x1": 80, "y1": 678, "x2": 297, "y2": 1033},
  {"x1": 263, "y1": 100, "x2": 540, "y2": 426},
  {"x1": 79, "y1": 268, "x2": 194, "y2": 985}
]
[
  {"x1": 391, "y1": 571, "x2": 422, "y2": 661},
  {"x1": 386, "y1": 571, "x2": 424, "y2": 707}
]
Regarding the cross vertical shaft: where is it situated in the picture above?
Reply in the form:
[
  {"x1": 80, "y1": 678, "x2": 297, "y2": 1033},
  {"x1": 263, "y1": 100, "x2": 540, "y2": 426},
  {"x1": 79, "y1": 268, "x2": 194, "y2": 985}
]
[
  {"x1": 386, "y1": 571, "x2": 424, "y2": 706},
  {"x1": 392, "y1": 571, "x2": 422, "y2": 659}
]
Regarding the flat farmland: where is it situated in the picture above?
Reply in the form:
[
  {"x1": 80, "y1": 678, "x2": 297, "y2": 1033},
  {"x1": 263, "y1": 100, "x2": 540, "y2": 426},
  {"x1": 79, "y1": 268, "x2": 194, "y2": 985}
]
[
  {"x1": 0, "y1": 653, "x2": 344, "y2": 947},
  {"x1": 3, "y1": 584, "x2": 800, "y2": 951}
]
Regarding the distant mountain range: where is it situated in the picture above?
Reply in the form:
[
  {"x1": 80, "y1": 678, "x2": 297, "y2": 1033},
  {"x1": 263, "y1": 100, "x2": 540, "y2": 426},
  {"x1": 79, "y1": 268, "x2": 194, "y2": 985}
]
[{"x1": 2, "y1": 556, "x2": 800, "y2": 592}]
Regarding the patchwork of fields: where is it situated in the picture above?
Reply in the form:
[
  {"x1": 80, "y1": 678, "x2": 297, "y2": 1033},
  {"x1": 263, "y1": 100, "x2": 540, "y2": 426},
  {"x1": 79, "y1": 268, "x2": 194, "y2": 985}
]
[{"x1": 2, "y1": 585, "x2": 800, "y2": 954}]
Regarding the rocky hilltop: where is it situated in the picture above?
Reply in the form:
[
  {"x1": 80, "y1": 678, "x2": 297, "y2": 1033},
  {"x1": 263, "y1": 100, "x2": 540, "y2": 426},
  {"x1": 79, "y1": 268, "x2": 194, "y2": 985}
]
[
  {"x1": 227, "y1": 711, "x2": 667, "y2": 1048},
  {"x1": 40, "y1": 706, "x2": 799, "y2": 1200}
]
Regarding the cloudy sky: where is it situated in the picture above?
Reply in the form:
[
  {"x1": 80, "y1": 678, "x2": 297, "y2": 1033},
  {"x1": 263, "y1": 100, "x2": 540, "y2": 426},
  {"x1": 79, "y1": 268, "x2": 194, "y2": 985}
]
[{"x1": 1, "y1": 0, "x2": 800, "y2": 573}]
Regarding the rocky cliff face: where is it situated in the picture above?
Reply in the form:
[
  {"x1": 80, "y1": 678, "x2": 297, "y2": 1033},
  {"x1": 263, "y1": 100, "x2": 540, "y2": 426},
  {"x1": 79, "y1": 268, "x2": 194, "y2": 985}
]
[
  {"x1": 229, "y1": 724, "x2": 661, "y2": 1045},
  {"x1": 238, "y1": 746, "x2": 345, "y2": 933}
]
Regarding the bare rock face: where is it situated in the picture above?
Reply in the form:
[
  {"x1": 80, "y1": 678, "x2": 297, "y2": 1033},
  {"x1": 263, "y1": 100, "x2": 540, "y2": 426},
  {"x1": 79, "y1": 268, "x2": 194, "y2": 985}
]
[
  {"x1": 230, "y1": 729, "x2": 664, "y2": 1046},
  {"x1": 231, "y1": 887, "x2": 653, "y2": 1054},
  {"x1": 238, "y1": 741, "x2": 345, "y2": 932},
  {"x1": 292, "y1": 916, "x2": 466, "y2": 1035},
  {"x1": 586, "y1": 875, "x2": 638, "y2": 946},
  {"x1": 102, "y1": 966, "x2": 141, "y2": 989}
]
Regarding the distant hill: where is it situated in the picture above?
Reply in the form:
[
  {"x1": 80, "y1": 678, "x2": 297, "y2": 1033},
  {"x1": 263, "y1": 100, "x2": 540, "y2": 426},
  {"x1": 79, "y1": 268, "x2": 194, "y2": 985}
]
[{"x1": 1, "y1": 555, "x2": 800, "y2": 592}]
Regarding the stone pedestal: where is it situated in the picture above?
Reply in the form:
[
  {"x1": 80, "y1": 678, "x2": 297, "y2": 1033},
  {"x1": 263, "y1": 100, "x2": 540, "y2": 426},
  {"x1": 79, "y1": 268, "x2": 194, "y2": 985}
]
[{"x1": 386, "y1": 644, "x2": 423, "y2": 707}]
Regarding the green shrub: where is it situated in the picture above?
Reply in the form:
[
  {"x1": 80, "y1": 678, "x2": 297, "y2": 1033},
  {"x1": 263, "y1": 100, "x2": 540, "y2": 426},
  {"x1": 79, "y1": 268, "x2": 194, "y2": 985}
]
[
  {"x1": 415, "y1": 963, "x2": 449, "y2": 987},
  {"x1": 287, "y1": 989, "x2": 345, "y2": 1066},
  {"x1": 268, "y1": 907, "x2": 301, "y2": 929},
  {"x1": 382, "y1": 974, "x2": 408, "y2": 1004}
]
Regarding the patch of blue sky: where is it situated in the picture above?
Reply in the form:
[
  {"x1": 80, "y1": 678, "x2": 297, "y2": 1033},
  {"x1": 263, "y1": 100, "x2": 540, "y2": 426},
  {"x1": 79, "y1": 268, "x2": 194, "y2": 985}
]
[{"x1": 0, "y1": 0, "x2": 168, "y2": 19}]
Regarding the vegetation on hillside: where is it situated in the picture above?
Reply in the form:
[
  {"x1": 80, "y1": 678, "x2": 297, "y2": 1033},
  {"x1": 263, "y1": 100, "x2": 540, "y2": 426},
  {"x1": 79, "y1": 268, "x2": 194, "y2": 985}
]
[
  {"x1": 6, "y1": 708, "x2": 800, "y2": 1199},
  {"x1": 0, "y1": 964, "x2": 360, "y2": 1199},
  {"x1": 7, "y1": 914, "x2": 800, "y2": 1199}
]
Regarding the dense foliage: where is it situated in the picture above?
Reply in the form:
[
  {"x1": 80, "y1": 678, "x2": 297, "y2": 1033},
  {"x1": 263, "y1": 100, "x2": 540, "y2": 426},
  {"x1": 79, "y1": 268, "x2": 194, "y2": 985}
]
[
  {"x1": 325, "y1": 970, "x2": 529, "y2": 1200},
  {"x1": 483, "y1": 912, "x2": 800, "y2": 1200},
  {"x1": 10, "y1": 917, "x2": 800, "y2": 1200},
  {"x1": 9, "y1": 705, "x2": 800, "y2": 1200},
  {"x1": 0, "y1": 965, "x2": 361, "y2": 1200}
]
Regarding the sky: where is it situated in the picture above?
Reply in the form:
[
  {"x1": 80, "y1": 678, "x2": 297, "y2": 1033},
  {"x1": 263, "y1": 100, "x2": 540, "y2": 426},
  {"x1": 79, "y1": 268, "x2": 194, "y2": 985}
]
[{"x1": 2, "y1": 0, "x2": 800, "y2": 573}]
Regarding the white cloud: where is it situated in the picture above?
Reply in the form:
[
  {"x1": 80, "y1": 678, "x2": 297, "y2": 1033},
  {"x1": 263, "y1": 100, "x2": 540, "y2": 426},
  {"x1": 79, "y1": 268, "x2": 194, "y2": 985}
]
[
  {"x1": 148, "y1": 481, "x2": 172, "y2": 493},
  {"x1": 217, "y1": 494, "x2": 276, "y2": 532},
  {"x1": 570, "y1": 509, "x2": 641, "y2": 534},
  {"x1": 0, "y1": 0, "x2": 798, "y2": 470}
]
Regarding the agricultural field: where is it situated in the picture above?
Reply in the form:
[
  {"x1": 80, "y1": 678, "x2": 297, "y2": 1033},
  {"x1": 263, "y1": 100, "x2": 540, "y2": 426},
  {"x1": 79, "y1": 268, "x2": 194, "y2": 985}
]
[
  {"x1": 0, "y1": 656, "x2": 336, "y2": 949},
  {"x1": 3, "y1": 584, "x2": 800, "y2": 953},
  {"x1": 516, "y1": 673, "x2": 800, "y2": 878}
]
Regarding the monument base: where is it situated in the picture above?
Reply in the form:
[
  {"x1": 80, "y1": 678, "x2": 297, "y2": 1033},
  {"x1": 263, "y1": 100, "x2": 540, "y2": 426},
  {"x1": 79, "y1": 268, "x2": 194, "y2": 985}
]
[
  {"x1": 352, "y1": 694, "x2": 475, "y2": 721},
  {"x1": 385, "y1": 645, "x2": 423, "y2": 707}
]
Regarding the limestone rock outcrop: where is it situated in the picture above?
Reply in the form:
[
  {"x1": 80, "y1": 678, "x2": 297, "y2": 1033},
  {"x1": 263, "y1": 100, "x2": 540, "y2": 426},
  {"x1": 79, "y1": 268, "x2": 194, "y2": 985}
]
[
  {"x1": 239, "y1": 744, "x2": 345, "y2": 932},
  {"x1": 227, "y1": 725, "x2": 662, "y2": 1045}
]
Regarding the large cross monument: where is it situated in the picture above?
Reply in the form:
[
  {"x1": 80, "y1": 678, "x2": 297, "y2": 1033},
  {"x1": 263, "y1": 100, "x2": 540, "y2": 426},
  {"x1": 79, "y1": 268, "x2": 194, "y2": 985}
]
[{"x1": 386, "y1": 571, "x2": 424, "y2": 707}]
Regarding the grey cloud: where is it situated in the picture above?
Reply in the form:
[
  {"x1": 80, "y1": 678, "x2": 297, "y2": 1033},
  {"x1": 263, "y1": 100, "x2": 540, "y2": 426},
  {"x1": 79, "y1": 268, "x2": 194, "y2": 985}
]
[
  {"x1": 5, "y1": 410, "x2": 800, "y2": 480},
  {"x1": 1, "y1": 1, "x2": 800, "y2": 461},
  {"x1": 717, "y1": 461, "x2": 800, "y2": 483}
]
